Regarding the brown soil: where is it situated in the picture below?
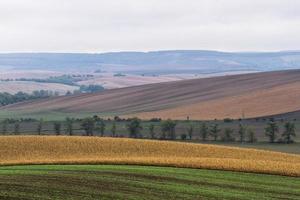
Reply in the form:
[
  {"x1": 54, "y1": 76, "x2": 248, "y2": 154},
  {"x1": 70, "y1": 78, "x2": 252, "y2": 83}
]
[
  {"x1": 3, "y1": 70, "x2": 300, "y2": 119},
  {"x1": 133, "y1": 82, "x2": 300, "y2": 120}
]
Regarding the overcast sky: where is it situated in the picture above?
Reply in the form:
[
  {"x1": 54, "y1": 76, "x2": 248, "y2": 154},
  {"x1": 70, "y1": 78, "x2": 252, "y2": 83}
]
[{"x1": 0, "y1": 0, "x2": 300, "y2": 53}]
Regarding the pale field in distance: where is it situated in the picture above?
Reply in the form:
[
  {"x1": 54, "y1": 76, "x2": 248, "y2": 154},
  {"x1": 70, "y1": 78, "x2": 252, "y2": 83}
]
[{"x1": 0, "y1": 81, "x2": 79, "y2": 95}]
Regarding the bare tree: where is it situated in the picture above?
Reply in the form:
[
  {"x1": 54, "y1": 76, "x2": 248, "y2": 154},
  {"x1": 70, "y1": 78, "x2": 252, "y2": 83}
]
[
  {"x1": 160, "y1": 120, "x2": 177, "y2": 140},
  {"x1": 247, "y1": 128, "x2": 257, "y2": 143},
  {"x1": 37, "y1": 118, "x2": 43, "y2": 135},
  {"x1": 65, "y1": 117, "x2": 74, "y2": 136},
  {"x1": 96, "y1": 120, "x2": 106, "y2": 137},
  {"x1": 127, "y1": 118, "x2": 143, "y2": 138},
  {"x1": 149, "y1": 124, "x2": 155, "y2": 139},
  {"x1": 111, "y1": 122, "x2": 116, "y2": 137},
  {"x1": 2, "y1": 120, "x2": 8, "y2": 135},
  {"x1": 210, "y1": 124, "x2": 221, "y2": 141},
  {"x1": 14, "y1": 121, "x2": 20, "y2": 135},
  {"x1": 265, "y1": 121, "x2": 279, "y2": 143},
  {"x1": 187, "y1": 125, "x2": 193, "y2": 140},
  {"x1": 238, "y1": 123, "x2": 246, "y2": 143},
  {"x1": 282, "y1": 122, "x2": 296, "y2": 143},
  {"x1": 221, "y1": 128, "x2": 235, "y2": 142},
  {"x1": 54, "y1": 122, "x2": 61, "y2": 135},
  {"x1": 81, "y1": 117, "x2": 95, "y2": 136},
  {"x1": 200, "y1": 123, "x2": 209, "y2": 141}
]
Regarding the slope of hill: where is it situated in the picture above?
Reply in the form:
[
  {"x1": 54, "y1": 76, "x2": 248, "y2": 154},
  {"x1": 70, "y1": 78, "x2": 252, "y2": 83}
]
[
  {"x1": 77, "y1": 73, "x2": 196, "y2": 89},
  {"x1": 1, "y1": 165, "x2": 299, "y2": 200},
  {"x1": 1, "y1": 50, "x2": 300, "y2": 73},
  {"x1": 1, "y1": 136, "x2": 299, "y2": 176},
  {"x1": 1, "y1": 70, "x2": 300, "y2": 120},
  {"x1": 135, "y1": 81, "x2": 300, "y2": 120}
]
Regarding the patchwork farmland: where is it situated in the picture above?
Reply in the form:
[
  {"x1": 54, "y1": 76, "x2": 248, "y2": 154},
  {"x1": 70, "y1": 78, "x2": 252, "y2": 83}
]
[
  {"x1": 2, "y1": 70, "x2": 300, "y2": 120},
  {"x1": 2, "y1": 0, "x2": 300, "y2": 198},
  {"x1": 0, "y1": 70, "x2": 299, "y2": 199}
]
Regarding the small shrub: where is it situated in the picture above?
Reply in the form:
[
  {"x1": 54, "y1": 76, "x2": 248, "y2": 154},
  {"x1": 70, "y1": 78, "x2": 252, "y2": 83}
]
[
  {"x1": 223, "y1": 118, "x2": 233, "y2": 123},
  {"x1": 181, "y1": 134, "x2": 187, "y2": 140}
]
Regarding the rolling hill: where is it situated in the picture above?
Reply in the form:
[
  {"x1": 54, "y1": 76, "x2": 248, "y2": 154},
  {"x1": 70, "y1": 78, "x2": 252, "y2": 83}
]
[
  {"x1": 1, "y1": 50, "x2": 300, "y2": 74},
  {"x1": 0, "y1": 136, "x2": 299, "y2": 176},
  {"x1": 0, "y1": 137, "x2": 299, "y2": 199},
  {"x1": 1, "y1": 69, "x2": 300, "y2": 120}
]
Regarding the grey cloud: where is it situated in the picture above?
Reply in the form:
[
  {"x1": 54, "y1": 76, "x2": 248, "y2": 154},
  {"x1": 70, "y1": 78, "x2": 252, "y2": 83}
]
[{"x1": 0, "y1": 0, "x2": 299, "y2": 52}]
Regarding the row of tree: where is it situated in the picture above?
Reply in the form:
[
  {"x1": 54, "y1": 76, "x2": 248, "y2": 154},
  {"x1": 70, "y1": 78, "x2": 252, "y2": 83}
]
[
  {"x1": 147, "y1": 119, "x2": 296, "y2": 143},
  {"x1": 0, "y1": 84, "x2": 105, "y2": 106},
  {"x1": 0, "y1": 117, "x2": 297, "y2": 143},
  {"x1": 0, "y1": 90, "x2": 59, "y2": 106}
]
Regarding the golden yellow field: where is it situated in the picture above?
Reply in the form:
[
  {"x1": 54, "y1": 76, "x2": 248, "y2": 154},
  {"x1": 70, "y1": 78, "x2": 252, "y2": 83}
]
[{"x1": 0, "y1": 136, "x2": 299, "y2": 177}]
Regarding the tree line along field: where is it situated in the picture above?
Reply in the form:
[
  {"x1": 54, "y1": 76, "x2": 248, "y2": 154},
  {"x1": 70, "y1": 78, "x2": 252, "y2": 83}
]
[
  {"x1": 0, "y1": 165, "x2": 299, "y2": 200},
  {"x1": 0, "y1": 132, "x2": 299, "y2": 199},
  {"x1": 0, "y1": 117, "x2": 298, "y2": 137},
  {"x1": 0, "y1": 116, "x2": 298, "y2": 144}
]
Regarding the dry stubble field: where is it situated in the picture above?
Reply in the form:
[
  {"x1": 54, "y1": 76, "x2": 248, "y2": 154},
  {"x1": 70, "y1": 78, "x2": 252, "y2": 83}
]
[{"x1": 0, "y1": 136, "x2": 299, "y2": 177}]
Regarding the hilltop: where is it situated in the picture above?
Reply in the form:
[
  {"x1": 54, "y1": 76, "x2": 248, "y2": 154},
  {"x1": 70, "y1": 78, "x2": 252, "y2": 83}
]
[
  {"x1": 1, "y1": 50, "x2": 300, "y2": 74},
  {"x1": 2, "y1": 69, "x2": 300, "y2": 120}
]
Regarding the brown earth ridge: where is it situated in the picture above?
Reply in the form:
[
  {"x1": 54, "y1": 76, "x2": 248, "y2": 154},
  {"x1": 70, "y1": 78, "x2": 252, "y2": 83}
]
[{"x1": 2, "y1": 70, "x2": 300, "y2": 120}]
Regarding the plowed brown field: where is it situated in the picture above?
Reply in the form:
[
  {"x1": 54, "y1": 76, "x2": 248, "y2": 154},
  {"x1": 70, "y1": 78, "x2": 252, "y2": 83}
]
[
  {"x1": 2, "y1": 70, "x2": 300, "y2": 119},
  {"x1": 134, "y1": 81, "x2": 300, "y2": 120}
]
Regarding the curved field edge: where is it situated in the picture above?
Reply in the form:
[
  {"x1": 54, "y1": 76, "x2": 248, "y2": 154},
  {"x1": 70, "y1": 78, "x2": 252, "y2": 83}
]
[
  {"x1": 0, "y1": 136, "x2": 299, "y2": 177},
  {"x1": 0, "y1": 165, "x2": 299, "y2": 200}
]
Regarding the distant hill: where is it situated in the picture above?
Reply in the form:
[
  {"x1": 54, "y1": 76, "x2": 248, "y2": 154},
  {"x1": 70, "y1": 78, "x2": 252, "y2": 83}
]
[
  {"x1": 2, "y1": 69, "x2": 300, "y2": 120},
  {"x1": 1, "y1": 50, "x2": 300, "y2": 74}
]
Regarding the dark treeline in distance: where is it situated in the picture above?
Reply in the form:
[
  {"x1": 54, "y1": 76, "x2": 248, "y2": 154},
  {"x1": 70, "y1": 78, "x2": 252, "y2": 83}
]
[
  {"x1": 3, "y1": 74, "x2": 94, "y2": 86},
  {"x1": 0, "y1": 90, "x2": 59, "y2": 106},
  {"x1": 0, "y1": 116, "x2": 297, "y2": 144},
  {"x1": 0, "y1": 85, "x2": 104, "y2": 106},
  {"x1": 2, "y1": 75, "x2": 105, "y2": 93},
  {"x1": 77, "y1": 85, "x2": 105, "y2": 93}
]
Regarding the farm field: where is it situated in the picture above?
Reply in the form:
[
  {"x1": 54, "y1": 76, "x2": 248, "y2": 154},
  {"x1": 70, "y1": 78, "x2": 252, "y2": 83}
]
[
  {"x1": 0, "y1": 136, "x2": 299, "y2": 176},
  {"x1": 0, "y1": 70, "x2": 197, "y2": 95},
  {"x1": 0, "y1": 165, "x2": 299, "y2": 200},
  {"x1": 135, "y1": 81, "x2": 300, "y2": 120},
  {"x1": 78, "y1": 71, "x2": 253, "y2": 89},
  {"x1": 0, "y1": 81, "x2": 79, "y2": 95},
  {"x1": 78, "y1": 73, "x2": 196, "y2": 89},
  {"x1": 2, "y1": 70, "x2": 300, "y2": 120},
  {"x1": 3, "y1": 1, "x2": 300, "y2": 199},
  {"x1": 0, "y1": 70, "x2": 63, "y2": 79}
]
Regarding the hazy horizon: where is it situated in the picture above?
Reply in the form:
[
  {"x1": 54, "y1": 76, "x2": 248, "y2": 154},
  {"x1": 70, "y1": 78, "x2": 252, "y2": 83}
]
[
  {"x1": 1, "y1": 0, "x2": 299, "y2": 53},
  {"x1": 1, "y1": 49, "x2": 300, "y2": 54}
]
